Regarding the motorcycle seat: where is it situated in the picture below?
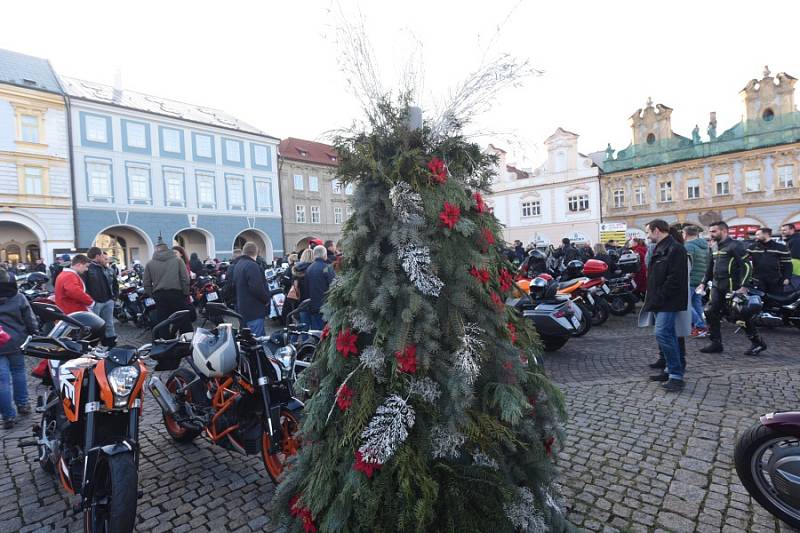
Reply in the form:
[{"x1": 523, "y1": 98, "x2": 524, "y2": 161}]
[
  {"x1": 764, "y1": 291, "x2": 800, "y2": 305},
  {"x1": 557, "y1": 279, "x2": 585, "y2": 293}
]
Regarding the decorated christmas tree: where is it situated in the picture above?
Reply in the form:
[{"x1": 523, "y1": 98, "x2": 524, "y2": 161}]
[{"x1": 272, "y1": 92, "x2": 569, "y2": 531}]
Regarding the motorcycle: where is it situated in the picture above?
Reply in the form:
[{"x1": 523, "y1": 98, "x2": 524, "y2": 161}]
[
  {"x1": 18, "y1": 302, "x2": 186, "y2": 532},
  {"x1": 747, "y1": 283, "x2": 800, "y2": 329},
  {"x1": 191, "y1": 275, "x2": 221, "y2": 317},
  {"x1": 606, "y1": 273, "x2": 638, "y2": 316},
  {"x1": 155, "y1": 301, "x2": 303, "y2": 484},
  {"x1": 115, "y1": 274, "x2": 156, "y2": 329},
  {"x1": 508, "y1": 278, "x2": 581, "y2": 352},
  {"x1": 735, "y1": 412, "x2": 800, "y2": 528},
  {"x1": 265, "y1": 267, "x2": 286, "y2": 322}
]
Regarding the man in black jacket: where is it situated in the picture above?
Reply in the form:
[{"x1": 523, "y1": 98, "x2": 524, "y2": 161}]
[
  {"x1": 698, "y1": 221, "x2": 764, "y2": 355},
  {"x1": 235, "y1": 242, "x2": 269, "y2": 336},
  {"x1": 781, "y1": 223, "x2": 800, "y2": 290},
  {"x1": 748, "y1": 228, "x2": 792, "y2": 295},
  {"x1": 224, "y1": 249, "x2": 243, "y2": 308},
  {"x1": 84, "y1": 247, "x2": 119, "y2": 347},
  {"x1": 305, "y1": 245, "x2": 336, "y2": 330},
  {"x1": 642, "y1": 219, "x2": 689, "y2": 392}
]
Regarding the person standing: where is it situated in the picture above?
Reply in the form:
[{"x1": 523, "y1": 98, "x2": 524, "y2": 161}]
[
  {"x1": 224, "y1": 248, "x2": 243, "y2": 308},
  {"x1": 235, "y1": 242, "x2": 269, "y2": 336},
  {"x1": 682, "y1": 226, "x2": 710, "y2": 338},
  {"x1": 305, "y1": 245, "x2": 336, "y2": 330},
  {"x1": 641, "y1": 219, "x2": 689, "y2": 392},
  {"x1": 0, "y1": 269, "x2": 37, "y2": 429},
  {"x1": 143, "y1": 241, "x2": 191, "y2": 333},
  {"x1": 55, "y1": 254, "x2": 94, "y2": 314},
  {"x1": 781, "y1": 223, "x2": 800, "y2": 290},
  {"x1": 33, "y1": 259, "x2": 47, "y2": 273},
  {"x1": 513, "y1": 240, "x2": 526, "y2": 264},
  {"x1": 698, "y1": 221, "x2": 764, "y2": 355},
  {"x1": 84, "y1": 247, "x2": 119, "y2": 347},
  {"x1": 188, "y1": 252, "x2": 204, "y2": 278},
  {"x1": 324, "y1": 240, "x2": 337, "y2": 264},
  {"x1": 749, "y1": 228, "x2": 792, "y2": 295}
]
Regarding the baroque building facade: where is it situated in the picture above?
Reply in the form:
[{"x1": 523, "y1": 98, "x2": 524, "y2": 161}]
[
  {"x1": 0, "y1": 48, "x2": 73, "y2": 263},
  {"x1": 487, "y1": 130, "x2": 602, "y2": 248},
  {"x1": 601, "y1": 67, "x2": 800, "y2": 237},
  {"x1": 62, "y1": 77, "x2": 283, "y2": 265},
  {"x1": 278, "y1": 137, "x2": 351, "y2": 253}
]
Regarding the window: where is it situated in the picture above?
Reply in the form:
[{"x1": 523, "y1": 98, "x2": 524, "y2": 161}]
[
  {"x1": 21, "y1": 114, "x2": 39, "y2": 143},
  {"x1": 160, "y1": 127, "x2": 184, "y2": 157},
  {"x1": 686, "y1": 178, "x2": 701, "y2": 199},
  {"x1": 196, "y1": 171, "x2": 215, "y2": 208},
  {"x1": 223, "y1": 138, "x2": 243, "y2": 165},
  {"x1": 193, "y1": 133, "x2": 214, "y2": 161},
  {"x1": 310, "y1": 205, "x2": 321, "y2": 223},
  {"x1": 126, "y1": 163, "x2": 150, "y2": 204},
  {"x1": 295, "y1": 205, "x2": 306, "y2": 223},
  {"x1": 86, "y1": 159, "x2": 112, "y2": 199},
  {"x1": 122, "y1": 120, "x2": 149, "y2": 151},
  {"x1": 715, "y1": 174, "x2": 729, "y2": 195},
  {"x1": 779, "y1": 165, "x2": 795, "y2": 188},
  {"x1": 613, "y1": 189, "x2": 625, "y2": 208},
  {"x1": 521, "y1": 200, "x2": 541, "y2": 217},
  {"x1": 85, "y1": 114, "x2": 109, "y2": 143},
  {"x1": 255, "y1": 178, "x2": 273, "y2": 212},
  {"x1": 567, "y1": 194, "x2": 589, "y2": 212},
  {"x1": 345, "y1": 183, "x2": 354, "y2": 195},
  {"x1": 634, "y1": 186, "x2": 646, "y2": 205},
  {"x1": 309, "y1": 176, "x2": 319, "y2": 192},
  {"x1": 164, "y1": 167, "x2": 185, "y2": 206},
  {"x1": 763, "y1": 108, "x2": 775, "y2": 122},
  {"x1": 293, "y1": 174, "x2": 304, "y2": 191},
  {"x1": 24, "y1": 167, "x2": 43, "y2": 195},
  {"x1": 745, "y1": 170, "x2": 761, "y2": 192},
  {"x1": 332, "y1": 179, "x2": 342, "y2": 194},
  {"x1": 659, "y1": 181, "x2": 672, "y2": 203},
  {"x1": 226, "y1": 175, "x2": 245, "y2": 210},
  {"x1": 251, "y1": 144, "x2": 271, "y2": 169},
  {"x1": 334, "y1": 207, "x2": 344, "y2": 224},
  {"x1": 646, "y1": 133, "x2": 655, "y2": 145},
  {"x1": 346, "y1": 206, "x2": 354, "y2": 219}
]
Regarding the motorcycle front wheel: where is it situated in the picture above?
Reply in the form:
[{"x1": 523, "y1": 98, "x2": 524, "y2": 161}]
[
  {"x1": 608, "y1": 295, "x2": 635, "y2": 316},
  {"x1": 83, "y1": 452, "x2": 138, "y2": 533},
  {"x1": 590, "y1": 298, "x2": 610, "y2": 326},
  {"x1": 734, "y1": 422, "x2": 800, "y2": 528},
  {"x1": 262, "y1": 409, "x2": 301, "y2": 484},
  {"x1": 573, "y1": 303, "x2": 592, "y2": 337}
]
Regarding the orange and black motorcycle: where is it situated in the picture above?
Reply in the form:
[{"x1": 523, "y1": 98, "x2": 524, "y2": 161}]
[{"x1": 20, "y1": 302, "x2": 189, "y2": 533}]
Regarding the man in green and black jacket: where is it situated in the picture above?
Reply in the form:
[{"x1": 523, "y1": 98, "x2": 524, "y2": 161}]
[
  {"x1": 697, "y1": 221, "x2": 765, "y2": 355},
  {"x1": 748, "y1": 227, "x2": 792, "y2": 295}
]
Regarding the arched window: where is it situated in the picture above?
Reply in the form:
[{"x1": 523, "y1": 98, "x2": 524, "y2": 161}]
[{"x1": 25, "y1": 244, "x2": 40, "y2": 263}]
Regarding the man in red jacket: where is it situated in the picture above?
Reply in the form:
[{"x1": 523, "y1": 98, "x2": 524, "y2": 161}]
[{"x1": 55, "y1": 254, "x2": 93, "y2": 314}]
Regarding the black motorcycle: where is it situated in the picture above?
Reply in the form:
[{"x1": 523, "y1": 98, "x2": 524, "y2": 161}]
[
  {"x1": 747, "y1": 283, "x2": 800, "y2": 329},
  {"x1": 508, "y1": 279, "x2": 581, "y2": 352}
]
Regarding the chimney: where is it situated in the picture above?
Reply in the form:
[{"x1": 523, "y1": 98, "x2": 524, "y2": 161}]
[{"x1": 112, "y1": 69, "x2": 123, "y2": 102}]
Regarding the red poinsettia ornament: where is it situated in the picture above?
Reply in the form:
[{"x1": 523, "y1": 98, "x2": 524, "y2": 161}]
[
  {"x1": 472, "y1": 192, "x2": 487, "y2": 214},
  {"x1": 396, "y1": 344, "x2": 417, "y2": 374},
  {"x1": 499, "y1": 269, "x2": 514, "y2": 293},
  {"x1": 427, "y1": 157, "x2": 448, "y2": 184},
  {"x1": 354, "y1": 450, "x2": 382, "y2": 478},
  {"x1": 507, "y1": 322, "x2": 517, "y2": 344},
  {"x1": 336, "y1": 329, "x2": 359, "y2": 358},
  {"x1": 290, "y1": 495, "x2": 318, "y2": 533},
  {"x1": 336, "y1": 383, "x2": 354, "y2": 410},
  {"x1": 544, "y1": 436, "x2": 555, "y2": 456},
  {"x1": 321, "y1": 323, "x2": 331, "y2": 340},
  {"x1": 490, "y1": 291, "x2": 504, "y2": 311},
  {"x1": 469, "y1": 266, "x2": 490, "y2": 284},
  {"x1": 439, "y1": 202, "x2": 461, "y2": 229}
]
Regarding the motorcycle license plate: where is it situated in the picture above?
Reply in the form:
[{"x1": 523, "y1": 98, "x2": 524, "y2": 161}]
[
  {"x1": 206, "y1": 292, "x2": 219, "y2": 302},
  {"x1": 602, "y1": 284, "x2": 610, "y2": 294},
  {"x1": 144, "y1": 298, "x2": 156, "y2": 307},
  {"x1": 127, "y1": 293, "x2": 137, "y2": 302},
  {"x1": 586, "y1": 293, "x2": 594, "y2": 305}
]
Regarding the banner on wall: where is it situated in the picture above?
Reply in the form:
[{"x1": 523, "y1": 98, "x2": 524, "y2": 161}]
[{"x1": 599, "y1": 222, "x2": 627, "y2": 244}]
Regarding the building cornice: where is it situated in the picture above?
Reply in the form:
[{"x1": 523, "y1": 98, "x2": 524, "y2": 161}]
[
  {"x1": 0, "y1": 83, "x2": 65, "y2": 107},
  {"x1": 0, "y1": 151, "x2": 68, "y2": 165}
]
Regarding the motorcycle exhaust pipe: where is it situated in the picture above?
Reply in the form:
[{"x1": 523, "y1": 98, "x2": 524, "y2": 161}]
[{"x1": 148, "y1": 376, "x2": 178, "y2": 416}]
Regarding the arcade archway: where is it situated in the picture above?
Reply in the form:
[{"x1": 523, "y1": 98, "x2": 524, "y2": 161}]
[
  {"x1": 93, "y1": 225, "x2": 153, "y2": 268},
  {"x1": 173, "y1": 228, "x2": 214, "y2": 260},
  {"x1": 0, "y1": 221, "x2": 42, "y2": 265},
  {"x1": 233, "y1": 229, "x2": 273, "y2": 260}
]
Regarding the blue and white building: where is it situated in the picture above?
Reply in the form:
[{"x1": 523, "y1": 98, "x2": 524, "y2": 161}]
[{"x1": 62, "y1": 77, "x2": 282, "y2": 265}]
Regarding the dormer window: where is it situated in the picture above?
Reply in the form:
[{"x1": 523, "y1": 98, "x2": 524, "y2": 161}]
[
  {"x1": 762, "y1": 108, "x2": 775, "y2": 122},
  {"x1": 300, "y1": 150, "x2": 308, "y2": 157},
  {"x1": 646, "y1": 133, "x2": 656, "y2": 145}
]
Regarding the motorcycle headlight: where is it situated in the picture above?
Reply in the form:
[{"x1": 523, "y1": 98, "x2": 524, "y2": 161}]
[
  {"x1": 274, "y1": 345, "x2": 296, "y2": 371},
  {"x1": 107, "y1": 365, "x2": 141, "y2": 407}
]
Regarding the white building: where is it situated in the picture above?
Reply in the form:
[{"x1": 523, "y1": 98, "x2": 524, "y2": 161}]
[
  {"x1": 487, "y1": 128, "x2": 602, "y2": 248},
  {"x1": 0, "y1": 48, "x2": 74, "y2": 264}
]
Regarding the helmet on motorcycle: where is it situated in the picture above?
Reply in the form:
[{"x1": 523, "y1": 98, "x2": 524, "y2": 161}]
[
  {"x1": 27, "y1": 272, "x2": 49, "y2": 284},
  {"x1": 565, "y1": 259, "x2": 585, "y2": 278},
  {"x1": 527, "y1": 249, "x2": 546, "y2": 261},
  {"x1": 730, "y1": 293, "x2": 763, "y2": 322},
  {"x1": 66, "y1": 311, "x2": 106, "y2": 345},
  {"x1": 530, "y1": 276, "x2": 549, "y2": 299},
  {"x1": 191, "y1": 323, "x2": 238, "y2": 378}
]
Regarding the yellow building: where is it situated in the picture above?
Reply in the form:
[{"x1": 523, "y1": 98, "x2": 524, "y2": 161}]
[
  {"x1": 601, "y1": 67, "x2": 800, "y2": 238},
  {"x1": 0, "y1": 48, "x2": 73, "y2": 264}
]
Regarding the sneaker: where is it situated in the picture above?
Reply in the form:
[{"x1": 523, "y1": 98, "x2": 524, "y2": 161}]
[
  {"x1": 699, "y1": 343, "x2": 723, "y2": 354},
  {"x1": 745, "y1": 340, "x2": 767, "y2": 356},
  {"x1": 695, "y1": 328, "x2": 708, "y2": 338},
  {"x1": 649, "y1": 372, "x2": 669, "y2": 382},
  {"x1": 648, "y1": 359, "x2": 666, "y2": 370},
  {"x1": 690, "y1": 327, "x2": 699, "y2": 337},
  {"x1": 661, "y1": 378, "x2": 685, "y2": 392},
  {"x1": 2, "y1": 418, "x2": 14, "y2": 430},
  {"x1": 17, "y1": 404, "x2": 31, "y2": 416}
]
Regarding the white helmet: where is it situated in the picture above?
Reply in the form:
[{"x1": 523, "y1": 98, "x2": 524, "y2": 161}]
[{"x1": 191, "y1": 324, "x2": 238, "y2": 378}]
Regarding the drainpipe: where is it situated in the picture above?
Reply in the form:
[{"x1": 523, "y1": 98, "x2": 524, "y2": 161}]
[
  {"x1": 277, "y1": 152, "x2": 287, "y2": 258},
  {"x1": 64, "y1": 92, "x2": 80, "y2": 256}
]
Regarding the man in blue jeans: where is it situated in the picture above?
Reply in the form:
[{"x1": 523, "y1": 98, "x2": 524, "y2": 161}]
[
  {"x1": 643, "y1": 220, "x2": 689, "y2": 392},
  {"x1": 0, "y1": 269, "x2": 37, "y2": 428},
  {"x1": 235, "y1": 242, "x2": 269, "y2": 336},
  {"x1": 305, "y1": 245, "x2": 336, "y2": 330},
  {"x1": 683, "y1": 226, "x2": 709, "y2": 337}
]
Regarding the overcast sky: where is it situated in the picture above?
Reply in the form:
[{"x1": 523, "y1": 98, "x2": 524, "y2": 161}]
[{"x1": 4, "y1": 0, "x2": 799, "y2": 168}]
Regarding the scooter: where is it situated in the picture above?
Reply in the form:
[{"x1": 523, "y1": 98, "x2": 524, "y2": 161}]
[{"x1": 508, "y1": 278, "x2": 581, "y2": 352}]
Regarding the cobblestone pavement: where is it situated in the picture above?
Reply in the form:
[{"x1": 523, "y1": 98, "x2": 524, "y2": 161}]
[
  {"x1": 549, "y1": 311, "x2": 800, "y2": 533},
  {"x1": 4, "y1": 312, "x2": 800, "y2": 532}
]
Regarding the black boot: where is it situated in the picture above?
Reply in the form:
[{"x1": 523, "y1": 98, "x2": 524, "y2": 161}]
[
  {"x1": 700, "y1": 342, "x2": 723, "y2": 353},
  {"x1": 745, "y1": 337, "x2": 767, "y2": 356},
  {"x1": 648, "y1": 358, "x2": 666, "y2": 369},
  {"x1": 649, "y1": 372, "x2": 669, "y2": 382}
]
